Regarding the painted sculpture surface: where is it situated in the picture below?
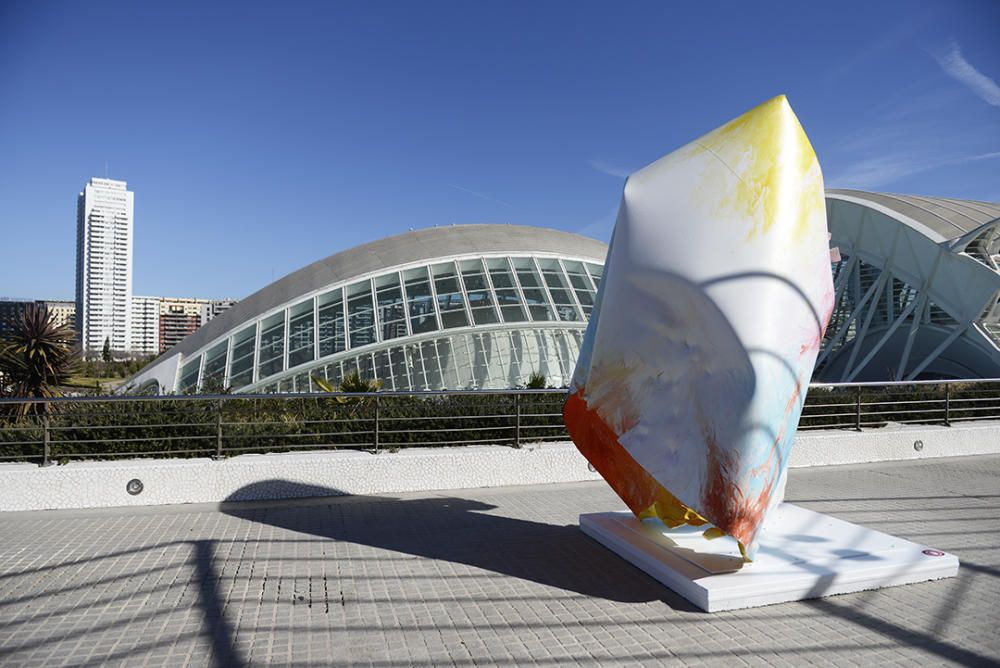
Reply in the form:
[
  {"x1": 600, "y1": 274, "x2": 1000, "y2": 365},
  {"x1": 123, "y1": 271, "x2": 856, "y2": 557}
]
[{"x1": 565, "y1": 95, "x2": 834, "y2": 560}]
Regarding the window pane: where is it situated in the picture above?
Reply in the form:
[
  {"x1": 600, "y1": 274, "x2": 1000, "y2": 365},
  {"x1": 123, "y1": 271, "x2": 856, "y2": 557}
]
[
  {"x1": 567, "y1": 272, "x2": 591, "y2": 290},
  {"x1": 487, "y1": 258, "x2": 517, "y2": 289},
  {"x1": 421, "y1": 340, "x2": 443, "y2": 390},
  {"x1": 585, "y1": 262, "x2": 604, "y2": 287},
  {"x1": 432, "y1": 262, "x2": 460, "y2": 294},
  {"x1": 288, "y1": 298, "x2": 315, "y2": 368},
  {"x1": 555, "y1": 305, "x2": 581, "y2": 321},
  {"x1": 494, "y1": 288, "x2": 521, "y2": 305},
  {"x1": 374, "y1": 349, "x2": 393, "y2": 390},
  {"x1": 179, "y1": 357, "x2": 201, "y2": 393},
  {"x1": 317, "y1": 288, "x2": 346, "y2": 357},
  {"x1": 228, "y1": 324, "x2": 257, "y2": 387},
  {"x1": 521, "y1": 287, "x2": 553, "y2": 321},
  {"x1": 324, "y1": 361, "x2": 343, "y2": 389},
  {"x1": 358, "y1": 352, "x2": 375, "y2": 381},
  {"x1": 258, "y1": 312, "x2": 285, "y2": 379},
  {"x1": 548, "y1": 287, "x2": 573, "y2": 305},
  {"x1": 466, "y1": 290, "x2": 493, "y2": 308},
  {"x1": 462, "y1": 273, "x2": 488, "y2": 292},
  {"x1": 528, "y1": 304, "x2": 554, "y2": 321},
  {"x1": 202, "y1": 341, "x2": 228, "y2": 389},
  {"x1": 515, "y1": 270, "x2": 540, "y2": 288},
  {"x1": 346, "y1": 280, "x2": 376, "y2": 349},
  {"x1": 471, "y1": 306, "x2": 500, "y2": 325},
  {"x1": 293, "y1": 371, "x2": 311, "y2": 393},
  {"x1": 437, "y1": 337, "x2": 460, "y2": 388},
  {"x1": 404, "y1": 266, "x2": 438, "y2": 334},
  {"x1": 440, "y1": 308, "x2": 469, "y2": 328},
  {"x1": 434, "y1": 275, "x2": 460, "y2": 294},
  {"x1": 407, "y1": 344, "x2": 427, "y2": 390},
  {"x1": 389, "y1": 346, "x2": 411, "y2": 390},
  {"x1": 376, "y1": 274, "x2": 407, "y2": 341},
  {"x1": 500, "y1": 304, "x2": 528, "y2": 322}
]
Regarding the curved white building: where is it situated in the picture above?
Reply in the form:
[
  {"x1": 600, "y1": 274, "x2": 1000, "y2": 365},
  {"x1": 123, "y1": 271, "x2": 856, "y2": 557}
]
[
  {"x1": 124, "y1": 225, "x2": 607, "y2": 394},
  {"x1": 126, "y1": 190, "x2": 1000, "y2": 394},
  {"x1": 819, "y1": 190, "x2": 1000, "y2": 381}
]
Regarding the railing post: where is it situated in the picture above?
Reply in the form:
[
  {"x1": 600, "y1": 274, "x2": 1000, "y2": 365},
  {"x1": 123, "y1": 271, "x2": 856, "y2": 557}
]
[
  {"x1": 41, "y1": 402, "x2": 52, "y2": 467},
  {"x1": 514, "y1": 393, "x2": 521, "y2": 448},
  {"x1": 854, "y1": 387, "x2": 863, "y2": 432},
  {"x1": 214, "y1": 398, "x2": 224, "y2": 460},
  {"x1": 373, "y1": 395, "x2": 380, "y2": 453},
  {"x1": 944, "y1": 383, "x2": 951, "y2": 426}
]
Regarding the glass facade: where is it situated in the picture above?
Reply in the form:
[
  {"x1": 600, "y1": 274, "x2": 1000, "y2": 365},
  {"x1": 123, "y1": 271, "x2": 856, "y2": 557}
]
[
  {"x1": 172, "y1": 254, "x2": 604, "y2": 393},
  {"x1": 259, "y1": 326, "x2": 586, "y2": 393}
]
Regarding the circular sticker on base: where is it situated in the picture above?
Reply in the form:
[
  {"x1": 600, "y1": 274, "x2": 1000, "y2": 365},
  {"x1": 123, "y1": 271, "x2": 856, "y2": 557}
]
[{"x1": 922, "y1": 549, "x2": 945, "y2": 557}]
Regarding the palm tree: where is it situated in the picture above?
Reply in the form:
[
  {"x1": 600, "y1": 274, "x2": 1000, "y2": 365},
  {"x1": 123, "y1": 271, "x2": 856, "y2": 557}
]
[{"x1": 0, "y1": 303, "x2": 80, "y2": 414}]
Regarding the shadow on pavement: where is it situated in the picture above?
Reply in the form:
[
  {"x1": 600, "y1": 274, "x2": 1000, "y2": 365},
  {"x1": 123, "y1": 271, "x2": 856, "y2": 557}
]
[{"x1": 220, "y1": 479, "x2": 700, "y2": 611}]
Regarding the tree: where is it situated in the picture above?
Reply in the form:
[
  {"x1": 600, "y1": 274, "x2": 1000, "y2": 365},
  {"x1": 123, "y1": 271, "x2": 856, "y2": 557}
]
[
  {"x1": 338, "y1": 371, "x2": 382, "y2": 393},
  {"x1": 526, "y1": 370, "x2": 547, "y2": 389},
  {"x1": 102, "y1": 337, "x2": 111, "y2": 365},
  {"x1": 0, "y1": 303, "x2": 80, "y2": 414}
]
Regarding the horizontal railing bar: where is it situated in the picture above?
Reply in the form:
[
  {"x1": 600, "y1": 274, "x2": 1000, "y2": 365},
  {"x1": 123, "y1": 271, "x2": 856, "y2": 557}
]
[
  {"x1": 219, "y1": 417, "x2": 372, "y2": 428},
  {"x1": 221, "y1": 429, "x2": 374, "y2": 439},
  {"x1": 858, "y1": 399, "x2": 944, "y2": 407},
  {"x1": 802, "y1": 403, "x2": 858, "y2": 409},
  {"x1": 47, "y1": 434, "x2": 217, "y2": 445},
  {"x1": 379, "y1": 425, "x2": 514, "y2": 435},
  {"x1": 948, "y1": 415, "x2": 1000, "y2": 422},
  {"x1": 47, "y1": 422, "x2": 214, "y2": 432},
  {"x1": 59, "y1": 448, "x2": 216, "y2": 458},
  {"x1": 860, "y1": 408, "x2": 946, "y2": 418},
  {"x1": 801, "y1": 412, "x2": 859, "y2": 419},
  {"x1": 946, "y1": 397, "x2": 1000, "y2": 404},
  {"x1": 224, "y1": 442, "x2": 374, "y2": 454},
  {"x1": 220, "y1": 419, "x2": 361, "y2": 428},
  {"x1": 376, "y1": 413, "x2": 516, "y2": 422},
  {"x1": 378, "y1": 436, "x2": 516, "y2": 447}
]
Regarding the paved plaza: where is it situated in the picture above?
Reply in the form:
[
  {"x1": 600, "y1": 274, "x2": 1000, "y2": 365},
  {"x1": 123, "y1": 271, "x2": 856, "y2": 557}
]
[{"x1": 0, "y1": 455, "x2": 998, "y2": 667}]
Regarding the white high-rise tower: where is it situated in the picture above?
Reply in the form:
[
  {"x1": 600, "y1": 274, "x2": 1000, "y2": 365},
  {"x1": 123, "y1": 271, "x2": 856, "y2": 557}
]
[{"x1": 75, "y1": 177, "x2": 134, "y2": 357}]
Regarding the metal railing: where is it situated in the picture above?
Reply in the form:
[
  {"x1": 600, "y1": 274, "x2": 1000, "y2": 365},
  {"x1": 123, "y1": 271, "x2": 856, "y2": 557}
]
[{"x1": 0, "y1": 379, "x2": 998, "y2": 466}]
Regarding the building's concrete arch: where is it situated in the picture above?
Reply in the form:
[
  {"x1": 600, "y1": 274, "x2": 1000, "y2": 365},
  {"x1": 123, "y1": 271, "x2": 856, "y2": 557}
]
[{"x1": 817, "y1": 190, "x2": 1000, "y2": 382}]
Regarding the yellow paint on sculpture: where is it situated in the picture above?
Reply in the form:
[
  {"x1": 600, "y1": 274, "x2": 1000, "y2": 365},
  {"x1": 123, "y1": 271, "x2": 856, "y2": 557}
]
[{"x1": 695, "y1": 95, "x2": 821, "y2": 241}]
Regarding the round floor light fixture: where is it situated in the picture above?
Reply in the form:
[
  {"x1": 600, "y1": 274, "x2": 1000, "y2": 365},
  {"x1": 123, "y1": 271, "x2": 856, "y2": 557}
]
[{"x1": 126, "y1": 478, "x2": 144, "y2": 495}]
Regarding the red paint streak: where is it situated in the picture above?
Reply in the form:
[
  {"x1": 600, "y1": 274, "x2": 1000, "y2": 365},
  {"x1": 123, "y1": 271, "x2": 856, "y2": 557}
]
[{"x1": 699, "y1": 422, "x2": 775, "y2": 547}]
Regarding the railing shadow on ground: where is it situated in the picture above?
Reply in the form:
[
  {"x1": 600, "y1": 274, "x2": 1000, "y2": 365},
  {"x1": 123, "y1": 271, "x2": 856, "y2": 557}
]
[
  {"x1": 1, "y1": 482, "x2": 998, "y2": 667},
  {"x1": 219, "y1": 479, "x2": 1000, "y2": 667},
  {"x1": 219, "y1": 479, "x2": 700, "y2": 612}
]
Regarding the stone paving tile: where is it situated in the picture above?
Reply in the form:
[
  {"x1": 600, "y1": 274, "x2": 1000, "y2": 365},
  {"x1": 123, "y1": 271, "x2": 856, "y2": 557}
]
[{"x1": 0, "y1": 455, "x2": 998, "y2": 666}]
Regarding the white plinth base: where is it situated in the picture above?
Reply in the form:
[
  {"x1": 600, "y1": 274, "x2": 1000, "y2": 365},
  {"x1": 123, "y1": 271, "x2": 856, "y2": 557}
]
[{"x1": 580, "y1": 504, "x2": 959, "y2": 612}]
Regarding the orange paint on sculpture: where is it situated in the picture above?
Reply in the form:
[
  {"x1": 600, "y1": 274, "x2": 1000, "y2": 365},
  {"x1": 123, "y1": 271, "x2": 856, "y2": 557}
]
[{"x1": 564, "y1": 390, "x2": 705, "y2": 528}]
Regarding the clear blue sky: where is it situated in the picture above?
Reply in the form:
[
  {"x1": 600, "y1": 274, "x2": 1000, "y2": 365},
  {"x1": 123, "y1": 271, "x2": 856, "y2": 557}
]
[{"x1": 1, "y1": 1, "x2": 998, "y2": 301}]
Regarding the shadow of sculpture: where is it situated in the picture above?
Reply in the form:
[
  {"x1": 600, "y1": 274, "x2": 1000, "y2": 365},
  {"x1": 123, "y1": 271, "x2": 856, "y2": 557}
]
[{"x1": 220, "y1": 479, "x2": 701, "y2": 611}]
